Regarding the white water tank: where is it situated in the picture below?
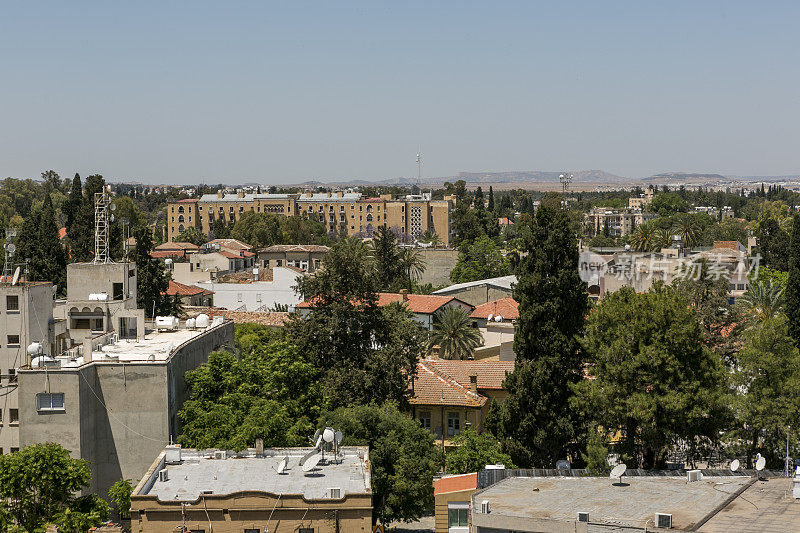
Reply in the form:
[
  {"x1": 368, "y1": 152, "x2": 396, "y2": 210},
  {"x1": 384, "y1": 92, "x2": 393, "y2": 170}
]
[
  {"x1": 196, "y1": 314, "x2": 210, "y2": 328},
  {"x1": 88, "y1": 293, "x2": 109, "y2": 301},
  {"x1": 155, "y1": 316, "x2": 179, "y2": 331},
  {"x1": 27, "y1": 342, "x2": 42, "y2": 356},
  {"x1": 186, "y1": 318, "x2": 196, "y2": 329},
  {"x1": 31, "y1": 355, "x2": 55, "y2": 368}
]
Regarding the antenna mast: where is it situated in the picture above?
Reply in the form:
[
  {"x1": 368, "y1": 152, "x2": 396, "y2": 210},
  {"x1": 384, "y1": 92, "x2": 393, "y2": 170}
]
[
  {"x1": 94, "y1": 185, "x2": 114, "y2": 263},
  {"x1": 2, "y1": 228, "x2": 16, "y2": 282},
  {"x1": 559, "y1": 173, "x2": 573, "y2": 209},
  {"x1": 416, "y1": 149, "x2": 422, "y2": 187}
]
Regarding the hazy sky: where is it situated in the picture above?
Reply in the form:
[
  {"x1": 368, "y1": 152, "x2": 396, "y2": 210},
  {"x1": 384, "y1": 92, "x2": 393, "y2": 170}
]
[{"x1": 2, "y1": 1, "x2": 799, "y2": 184}]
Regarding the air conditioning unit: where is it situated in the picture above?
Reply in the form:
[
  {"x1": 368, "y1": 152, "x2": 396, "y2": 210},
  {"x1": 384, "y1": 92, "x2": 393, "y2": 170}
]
[
  {"x1": 158, "y1": 469, "x2": 169, "y2": 482},
  {"x1": 213, "y1": 450, "x2": 227, "y2": 460},
  {"x1": 655, "y1": 513, "x2": 672, "y2": 529},
  {"x1": 329, "y1": 487, "x2": 342, "y2": 499},
  {"x1": 687, "y1": 470, "x2": 702, "y2": 482},
  {"x1": 577, "y1": 512, "x2": 589, "y2": 522},
  {"x1": 480, "y1": 500, "x2": 490, "y2": 514}
]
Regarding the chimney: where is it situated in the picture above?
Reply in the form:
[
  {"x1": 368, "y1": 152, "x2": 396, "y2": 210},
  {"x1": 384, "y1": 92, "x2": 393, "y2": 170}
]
[
  {"x1": 255, "y1": 438, "x2": 264, "y2": 457},
  {"x1": 400, "y1": 289, "x2": 409, "y2": 301},
  {"x1": 217, "y1": 190, "x2": 224, "y2": 199},
  {"x1": 469, "y1": 374, "x2": 478, "y2": 395}
]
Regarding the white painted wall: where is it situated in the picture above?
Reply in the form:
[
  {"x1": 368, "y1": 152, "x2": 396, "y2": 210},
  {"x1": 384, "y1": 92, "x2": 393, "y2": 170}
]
[{"x1": 195, "y1": 267, "x2": 303, "y2": 311}]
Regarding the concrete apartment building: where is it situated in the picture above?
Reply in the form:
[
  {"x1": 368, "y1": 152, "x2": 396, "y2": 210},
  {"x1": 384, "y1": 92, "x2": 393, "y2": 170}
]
[
  {"x1": 257, "y1": 244, "x2": 330, "y2": 272},
  {"x1": 18, "y1": 318, "x2": 233, "y2": 497},
  {"x1": 0, "y1": 282, "x2": 66, "y2": 455},
  {"x1": 584, "y1": 207, "x2": 658, "y2": 237},
  {"x1": 166, "y1": 191, "x2": 453, "y2": 245},
  {"x1": 197, "y1": 266, "x2": 306, "y2": 311},
  {"x1": 131, "y1": 445, "x2": 373, "y2": 533}
]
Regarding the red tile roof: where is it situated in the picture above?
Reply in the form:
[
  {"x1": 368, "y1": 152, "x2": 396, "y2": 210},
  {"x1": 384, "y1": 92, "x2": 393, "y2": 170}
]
[
  {"x1": 219, "y1": 251, "x2": 244, "y2": 259},
  {"x1": 410, "y1": 360, "x2": 486, "y2": 408},
  {"x1": 297, "y1": 293, "x2": 470, "y2": 314},
  {"x1": 176, "y1": 198, "x2": 198, "y2": 203},
  {"x1": 59, "y1": 227, "x2": 67, "y2": 240},
  {"x1": 208, "y1": 238, "x2": 252, "y2": 251},
  {"x1": 421, "y1": 358, "x2": 514, "y2": 390},
  {"x1": 469, "y1": 297, "x2": 519, "y2": 320},
  {"x1": 434, "y1": 473, "x2": 478, "y2": 495},
  {"x1": 498, "y1": 217, "x2": 514, "y2": 226},
  {"x1": 156, "y1": 241, "x2": 200, "y2": 251},
  {"x1": 185, "y1": 307, "x2": 290, "y2": 327},
  {"x1": 163, "y1": 280, "x2": 212, "y2": 297},
  {"x1": 151, "y1": 250, "x2": 191, "y2": 259},
  {"x1": 259, "y1": 244, "x2": 330, "y2": 253}
]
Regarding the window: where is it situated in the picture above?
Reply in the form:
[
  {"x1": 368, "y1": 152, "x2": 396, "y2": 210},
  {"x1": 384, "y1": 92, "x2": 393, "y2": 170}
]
[
  {"x1": 239, "y1": 206, "x2": 244, "y2": 213},
  {"x1": 276, "y1": 259, "x2": 283, "y2": 267},
  {"x1": 237, "y1": 293, "x2": 243, "y2": 302},
  {"x1": 447, "y1": 412, "x2": 460, "y2": 436},
  {"x1": 10, "y1": 447, "x2": 18, "y2": 454},
  {"x1": 113, "y1": 282, "x2": 124, "y2": 300},
  {"x1": 37, "y1": 393, "x2": 65, "y2": 411},
  {"x1": 737, "y1": 283, "x2": 746, "y2": 291},
  {"x1": 6, "y1": 296, "x2": 18, "y2": 311},
  {"x1": 178, "y1": 206, "x2": 185, "y2": 213},
  {"x1": 9, "y1": 409, "x2": 18, "y2": 425},
  {"x1": 7, "y1": 335, "x2": 19, "y2": 346},
  {"x1": 299, "y1": 529, "x2": 313, "y2": 533},
  {"x1": 314, "y1": 259, "x2": 321, "y2": 269},
  {"x1": 8, "y1": 369, "x2": 16, "y2": 383},
  {"x1": 244, "y1": 529, "x2": 260, "y2": 533},
  {"x1": 448, "y1": 502, "x2": 469, "y2": 531},
  {"x1": 418, "y1": 411, "x2": 431, "y2": 429}
]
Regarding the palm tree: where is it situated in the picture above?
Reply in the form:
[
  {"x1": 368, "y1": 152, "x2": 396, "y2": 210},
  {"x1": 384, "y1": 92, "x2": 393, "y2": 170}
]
[
  {"x1": 672, "y1": 215, "x2": 702, "y2": 250},
  {"x1": 418, "y1": 230, "x2": 441, "y2": 247},
  {"x1": 738, "y1": 280, "x2": 784, "y2": 321},
  {"x1": 426, "y1": 307, "x2": 484, "y2": 360},
  {"x1": 399, "y1": 247, "x2": 426, "y2": 292},
  {"x1": 630, "y1": 223, "x2": 658, "y2": 252}
]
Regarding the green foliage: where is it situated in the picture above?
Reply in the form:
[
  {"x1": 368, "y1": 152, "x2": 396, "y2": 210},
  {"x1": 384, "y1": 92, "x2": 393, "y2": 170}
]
[
  {"x1": 178, "y1": 335, "x2": 321, "y2": 450},
  {"x1": 134, "y1": 224, "x2": 180, "y2": 318},
  {"x1": 587, "y1": 234, "x2": 616, "y2": 248},
  {"x1": 738, "y1": 280, "x2": 784, "y2": 322},
  {"x1": 54, "y1": 495, "x2": 109, "y2": 533},
  {"x1": 756, "y1": 215, "x2": 790, "y2": 271},
  {"x1": 582, "y1": 428, "x2": 610, "y2": 474},
  {"x1": 786, "y1": 214, "x2": 800, "y2": 345},
  {"x1": 448, "y1": 180, "x2": 483, "y2": 247},
  {"x1": 649, "y1": 191, "x2": 689, "y2": 216},
  {"x1": 426, "y1": 307, "x2": 484, "y2": 360},
  {"x1": 733, "y1": 315, "x2": 800, "y2": 467},
  {"x1": 399, "y1": 247, "x2": 426, "y2": 292},
  {"x1": 0, "y1": 443, "x2": 103, "y2": 532},
  {"x1": 445, "y1": 428, "x2": 514, "y2": 474},
  {"x1": 177, "y1": 226, "x2": 207, "y2": 246},
  {"x1": 288, "y1": 238, "x2": 425, "y2": 409},
  {"x1": 16, "y1": 193, "x2": 67, "y2": 293},
  {"x1": 231, "y1": 212, "x2": 329, "y2": 247},
  {"x1": 494, "y1": 205, "x2": 588, "y2": 467},
  {"x1": 107, "y1": 479, "x2": 133, "y2": 519},
  {"x1": 318, "y1": 403, "x2": 441, "y2": 525},
  {"x1": 371, "y1": 226, "x2": 404, "y2": 290},
  {"x1": 449, "y1": 235, "x2": 510, "y2": 283},
  {"x1": 574, "y1": 285, "x2": 730, "y2": 468}
]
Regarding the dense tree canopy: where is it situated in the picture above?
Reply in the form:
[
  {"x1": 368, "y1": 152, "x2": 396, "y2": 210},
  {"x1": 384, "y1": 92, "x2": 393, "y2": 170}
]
[
  {"x1": 444, "y1": 428, "x2": 514, "y2": 474},
  {"x1": 449, "y1": 235, "x2": 510, "y2": 283}
]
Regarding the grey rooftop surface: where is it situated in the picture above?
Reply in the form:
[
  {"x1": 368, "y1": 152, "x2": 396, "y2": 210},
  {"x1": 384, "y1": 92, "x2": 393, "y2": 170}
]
[
  {"x1": 432, "y1": 275, "x2": 517, "y2": 294},
  {"x1": 698, "y1": 478, "x2": 800, "y2": 533},
  {"x1": 142, "y1": 447, "x2": 370, "y2": 502},
  {"x1": 473, "y1": 475, "x2": 751, "y2": 530}
]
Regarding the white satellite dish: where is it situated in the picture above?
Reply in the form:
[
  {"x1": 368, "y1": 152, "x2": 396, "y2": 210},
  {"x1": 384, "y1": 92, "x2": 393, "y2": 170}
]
[
  {"x1": 730, "y1": 459, "x2": 740, "y2": 472},
  {"x1": 276, "y1": 458, "x2": 287, "y2": 474},
  {"x1": 302, "y1": 453, "x2": 321, "y2": 473},
  {"x1": 610, "y1": 463, "x2": 627, "y2": 481},
  {"x1": 299, "y1": 449, "x2": 317, "y2": 466},
  {"x1": 495, "y1": 315, "x2": 503, "y2": 322},
  {"x1": 334, "y1": 430, "x2": 343, "y2": 446},
  {"x1": 487, "y1": 314, "x2": 494, "y2": 321},
  {"x1": 6, "y1": 243, "x2": 15, "y2": 255},
  {"x1": 313, "y1": 429, "x2": 322, "y2": 442},
  {"x1": 11, "y1": 267, "x2": 20, "y2": 286},
  {"x1": 323, "y1": 428, "x2": 335, "y2": 443},
  {"x1": 110, "y1": 202, "x2": 117, "y2": 211},
  {"x1": 315, "y1": 435, "x2": 323, "y2": 449},
  {"x1": 755, "y1": 456, "x2": 766, "y2": 471}
]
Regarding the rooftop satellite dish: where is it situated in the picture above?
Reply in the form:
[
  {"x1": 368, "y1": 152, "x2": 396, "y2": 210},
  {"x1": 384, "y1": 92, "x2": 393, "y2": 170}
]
[
  {"x1": 302, "y1": 453, "x2": 321, "y2": 473},
  {"x1": 276, "y1": 457, "x2": 288, "y2": 474},
  {"x1": 299, "y1": 448, "x2": 318, "y2": 466},
  {"x1": 730, "y1": 459, "x2": 740, "y2": 472},
  {"x1": 315, "y1": 435, "x2": 323, "y2": 449},
  {"x1": 610, "y1": 463, "x2": 627, "y2": 481},
  {"x1": 323, "y1": 428, "x2": 335, "y2": 443},
  {"x1": 12, "y1": 267, "x2": 20, "y2": 286},
  {"x1": 6, "y1": 243, "x2": 15, "y2": 255},
  {"x1": 755, "y1": 456, "x2": 766, "y2": 471},
  {"x1": 556, "y1": 459, "x2": 571, "y2": 470},
  {"x1": 313, "y1": 429, "x2": 322, "y2": 442},
  {"x1": 110, "y1": 202, "x2": 117, "y2": 211},
  {"x1": 487, "y1": 314, "x2": 494, "y2": 321},
  {"x1": 495, "y1": 315, "x2": 503, "y2": 322},
  {"x1": 334, "y1": 430, "x2": 343, "y2": 446}
]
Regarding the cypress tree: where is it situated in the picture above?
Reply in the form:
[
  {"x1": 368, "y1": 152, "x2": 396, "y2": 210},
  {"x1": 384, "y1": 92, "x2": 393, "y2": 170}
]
[
  {"x1": 65, "y1": 173, "x2": 82, "y2": 234},
  {"x1": 494, "y1": 204, "x2": 589, "y2": 467},
  {"x1": 487, "y1": 186, "x2": 495, "y2": 213},
  {"x1": 134, "y1": 223, "x2": 178, "y2": 318},
  {"x1": 786, "y1": 215, "x2": 800, "y2": 345},
  {"x1": 17, "y1": 194, "x2": 67, "y2": 293}
]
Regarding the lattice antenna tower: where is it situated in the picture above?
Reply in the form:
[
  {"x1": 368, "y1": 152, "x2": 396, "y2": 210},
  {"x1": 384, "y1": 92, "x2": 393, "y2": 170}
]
[
  {"x1": 2, "y1": 228, "x2": 16, "y2": 282},
  {"x1": 94, "y1": 185, "x2": 115, "y2": 263},
  {"x1": 559, "y1": 173, "x2": 573, "y2": 209}
]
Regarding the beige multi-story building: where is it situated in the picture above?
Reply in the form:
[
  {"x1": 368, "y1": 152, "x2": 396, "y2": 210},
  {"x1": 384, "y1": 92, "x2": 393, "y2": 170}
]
[
  {"x1": 166, "y1": 191, "x2": 453, "y2": 245},
  {"x1": 584, "y1": 208, "x2": 657, "y2": 237}
]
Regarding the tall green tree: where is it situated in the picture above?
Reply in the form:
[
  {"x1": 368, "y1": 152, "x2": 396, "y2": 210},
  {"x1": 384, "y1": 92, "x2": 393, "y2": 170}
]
[
  {"x1": 756, "y1": 215, "x2": 790, "y2": 271},
  {"x1": 288, "y1": 238, "x2": 424, "y2": 408},
  {"x1": 371, "y1": 226, "x2": 403, "y2": 290},
  {"x1": 231, "y1": 211, "x2": 282, "y2": 248},
  {"x1": 733, "y1": 315, "x2": 800, "y2": 467},
  {"x1": 786, "y1": 214, "x2": 800, "y2": 345},
  {"x1": 574, "y1": 285, "x2": 729, "y2": 468},
  {"x1": 487, "y1": 186, "x2": 495, "y2": 213},
  {"x1": 133, "y1": 223, "x2": 179, "y2": 318},
  {"x1": 177, "y1": 226, "x2": 208, "y2": 246},
  {"x1": 444, "y1": 428, "x2": 514, "y2": 474},
  {"x1": 16, "y1": 193, "x2": 67, "y2": 292},
  {"x1": 448, "y1": 180, "x2": 483, "y2": 247},
  {"x1": 449, "y1": 235, "x2": 510, "y2": 283},
  {"x1": 0, "y1": 443, "x2": 107, "y2": 532},
  {"x1": 178, "y1": 331, "x2": 321, "y2": 450},
  {"x1": 494, "y1": 204, "x2": 588, "y2": 467},
  {"x1": 318, "y1": 403, "x2": 441, "y2": 526},
  {"x1": 399, "y1": 246, "x2": 426, "y2": 292}
]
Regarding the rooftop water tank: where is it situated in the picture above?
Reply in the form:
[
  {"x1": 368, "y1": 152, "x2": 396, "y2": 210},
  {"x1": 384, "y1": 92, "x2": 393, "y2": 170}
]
[{"x1": 196, "y1": 314, "x2": 210, "y2": 328}]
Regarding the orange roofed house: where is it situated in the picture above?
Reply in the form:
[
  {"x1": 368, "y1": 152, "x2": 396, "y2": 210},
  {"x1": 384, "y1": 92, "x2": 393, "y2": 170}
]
[
  {"x1": 297, "y1": 291, "x2": 473, "y2": 330},
  {"x1": 410, "y1": 358, "x2": 514, "y2": 449}
]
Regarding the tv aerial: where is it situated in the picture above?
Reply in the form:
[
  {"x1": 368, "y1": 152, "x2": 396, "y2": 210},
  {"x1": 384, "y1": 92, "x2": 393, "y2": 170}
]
[{"x1": 610, "y1": 463, "x2": 627, "y2": 485}]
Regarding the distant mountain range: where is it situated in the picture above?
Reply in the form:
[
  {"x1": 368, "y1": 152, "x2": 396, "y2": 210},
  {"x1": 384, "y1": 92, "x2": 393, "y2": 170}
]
[{"x1": 644, "y1": 172, "x2": 728, "y2": 182}]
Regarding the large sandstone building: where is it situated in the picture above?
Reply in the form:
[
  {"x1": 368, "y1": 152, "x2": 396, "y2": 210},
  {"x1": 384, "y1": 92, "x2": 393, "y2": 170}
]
[{"x1": 167, "y1": 191, "x2": 453, "y2": 245}]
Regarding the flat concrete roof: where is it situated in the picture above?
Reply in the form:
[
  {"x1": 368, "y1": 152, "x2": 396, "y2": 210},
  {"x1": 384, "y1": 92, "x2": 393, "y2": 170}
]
[
  {"x1": 698, "y1": 478, "x2": 800, "y2": 533},
  {"x1": 473, "y1": 475, "x2": 752, "y2": 530},
  {"x1": 142, "y1": 447, "x2": 370, "y2": 502}
]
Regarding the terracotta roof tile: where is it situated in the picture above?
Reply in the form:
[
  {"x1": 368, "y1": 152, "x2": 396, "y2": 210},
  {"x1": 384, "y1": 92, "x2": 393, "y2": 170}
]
[
  {"x1": 163, "y1": 280, "x2": 212, "y2": 297},
  {"x1": 185, "y1": 307, "x2": 290, "y2": 327},
  {"x1": 176, "y1": 199, "x2": 198, "y2": 203},
  {"x1": 409, "y1": 360, "x2": 486, "y2": 408},
  {"x1": 258, "y1": 244, "x2": 330, "y2": 253},
  {"x1": 434, "y1": 473, "x2": 478, "y2": 495},
  {"x1": 155, "y1": 242, "x2": 200, "y2": 251},
  {"x1": 208, "y1": 238, "x2": 252, "y2": 251},
  {"x1": 297, "y1": 293, "x2": 470, "y2": 314},
  {"x1": 469, "y1": 297, "x2": 519, "y2": 320},
  {"x1": 422, "y1": 358, "x2": 514, "y2": 390}
]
